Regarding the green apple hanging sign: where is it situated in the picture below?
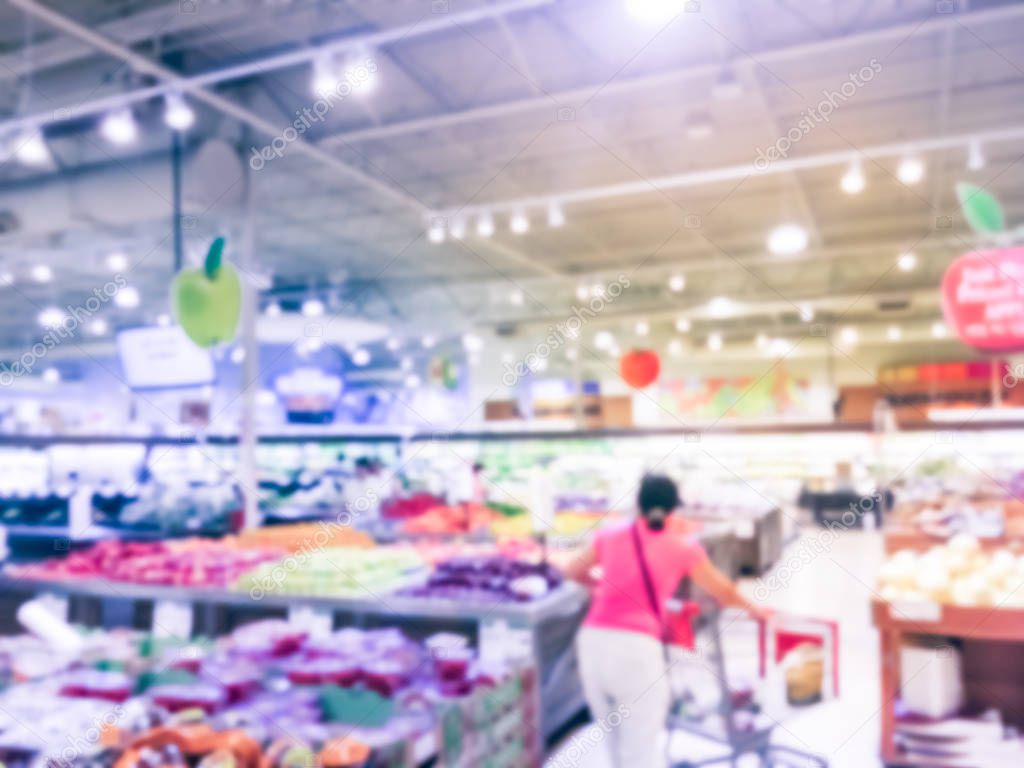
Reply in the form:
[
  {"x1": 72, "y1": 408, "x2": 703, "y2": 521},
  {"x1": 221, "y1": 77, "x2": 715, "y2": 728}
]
[
  {"x1": 955, "y1": 182, "x2": 1024, "y2": 243},
  {"x1": 171, "y1": 236, "x2": 241, "y2": 348}
]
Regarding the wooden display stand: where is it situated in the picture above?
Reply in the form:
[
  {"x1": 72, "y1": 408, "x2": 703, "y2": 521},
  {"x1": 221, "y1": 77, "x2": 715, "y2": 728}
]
[
  {"x1": 872, "y1": 599, "x2": 1024, "y2": 766},
  {"x1": 883, "y1": 499, "x2": 1024, "y2": 554},
  {"x1": 883, "y1": 525, "x2": 1024, "y2": 554}
]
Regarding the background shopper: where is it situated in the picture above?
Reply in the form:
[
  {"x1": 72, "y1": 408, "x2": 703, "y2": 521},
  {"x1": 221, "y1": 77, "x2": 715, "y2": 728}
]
[{"x1": 566, "y1": 474, "x2": 768, "y2": 768}]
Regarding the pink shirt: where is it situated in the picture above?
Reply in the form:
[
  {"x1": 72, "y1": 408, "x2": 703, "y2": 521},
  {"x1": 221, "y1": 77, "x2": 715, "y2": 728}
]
[{"x1": 584, "y1": 519, "x2": 708, "y2": 640}]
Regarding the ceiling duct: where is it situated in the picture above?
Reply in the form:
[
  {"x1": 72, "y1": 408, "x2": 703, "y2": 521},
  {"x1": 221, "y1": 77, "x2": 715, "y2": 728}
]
[{"x1": 0, "y1": 139, "x2": 243, "y2": 245}]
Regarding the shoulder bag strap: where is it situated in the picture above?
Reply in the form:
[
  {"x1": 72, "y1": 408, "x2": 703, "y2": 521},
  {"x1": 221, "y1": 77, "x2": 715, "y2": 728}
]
[{"x1": 631, "y1": 522, "x2": 671, "y2": 659}]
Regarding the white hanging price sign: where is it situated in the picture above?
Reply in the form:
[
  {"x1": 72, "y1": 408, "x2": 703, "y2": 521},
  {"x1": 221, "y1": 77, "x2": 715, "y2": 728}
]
[
  {"x1": 288, "y1": 604, "x2": 334, "y2": 638},
  {"x1": 479, "y1": 618, "x2": 532, "y2": 665},
  {"x1": 38, "y1": 592, "x2": 70, "y2": 623},
  {"x1": 152, "y1": 599, "x2": 194, "y2": 639}
]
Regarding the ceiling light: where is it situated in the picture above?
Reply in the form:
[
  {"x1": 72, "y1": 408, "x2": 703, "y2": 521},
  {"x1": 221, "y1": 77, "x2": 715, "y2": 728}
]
[
  {"x1": 13, "y1": 129, "x2": 51, "y2": 166},
  {"x1": 230, "y1": 346, "x2": 246, "y2": 364},
  {"x1": 400, "y1": 356, "x2": 414, "y2": 371},
  {"x1": 839, "y1": 326, "x2": 858, "y2": 346},
  {"x1": 626, "y1": 0, "x2": 686, "y2": 22},
  {"x1": 88, "y1": 318, "x2": 109, "y2": 336},
  {"x1": 897, "y1": 156, "x2": 925, "y2": 185},
  {"x1": 635, "y1": 320, "x2": 649, "y2": 336},
  {"x1": 449, "y1": 218, "x2": 466, "y2": 240},
  {"x1": 767, "y1": 338, "x2": 792, "y2": 357},
  {"x1": 755, "y1": 333, "x2": 769, "y2": 349},
  {"x1": 707, "y1": 296, "x2": 735, "y2": 318},
  {"x1": 476, "y1": 212, "x2": 495, "y2": 238},
  {"x1": 38, "y1": 307, "x2": 66, "y2": 328},
  {"x1": 594, "y1": 331, "x2": 614, "y2": 350},
  {"x1": 427, "y1": 219, "x2": 446, "y2": 244},
  {"x1": 343, "y1": 53, "x2": 379, "y2": 95},
  {"x1": 462, "y1": 333, "x2": 483, "y2": 352},
  {"x1": 509, "y1": 289, "x2": 525, "y2": 306},
  {"x1": 686, "y1": 111, "x2": 715, "y2": 140},
  {"x1": 421, "y1": 335, "x2": 436, "y2": 348},
  {"x1": 668, "y1": 274, "x2": 686, "y2": 292},
  {"x1": 575, "y1": 284, "x2": 589, "y2": 301},
  {"x1": 31, "y1": 264, "x2": 52, "y2": 283},
  {"x1": 156, "y1": 314, "x2": 171, "y2": 327},
  {"x1": 799, "y1": 304, "x2": 814, "y2": 322},
  {"x1": 99, "y1": 108, "x2": 138, "y2": 145},
  {"x1": 707, "y1": 332, "x2": 723, "y2": 351},
  {"x1": 386, "y1": 337, "x2": 401, "y2": 351},
  {"x1": 840, "y1": 159, "x2": 865, "y2": 194},
  {"x1": 675, "y1": 317, "x2": 691, "y2": 333},
  {"x1": 967, "y1": 140, "x2": 985, "y2": 171},
  {"x1": 312, "y1": 54, "x2": 341, "y2": 96},
  {"x1": 264, "y1": 302, "x2": 282, "y2": 317},
  {"x1": 547, "y1": 203, "x2": 565, "y2": 228},
  {"x1": 301, "y1": 298, "x2": 324, "y2": 317},
  {"x1": 767, "y1": 223, "x2": 809, "y2": 256},
  {"x1": 931, "y1": 321, "x2": 948, "y2": 339},
  {"x1": 404, "y1": 373, "x2": 421, "y2": 388},
  {"x1": 510, "y1": 211, "x2": 529, "y2": 234},
  {"x1": 352, "y1": 348, "x2": 371, "y2": 366},
  {"x1": 42, "y1": 367, "x2": 60, "y2": 384},
  {"x1": 106, "y1": 252, "x2": 128, "y2": 271},
  {"x1": 887, "y1": 325, "x2": 902, "y2": 342},
  {"x1": 115, "y1": 286, "x2": 140, "y2": 309},
  {"x1": 897, "y1": 252, "x2": 917, "y2": 272},
  {"x1": 668, "y1": 339, "x2": 683, "y2": 355},
  {"x1": 163, "y1": 93, "x2": 195, "y2": 131}
]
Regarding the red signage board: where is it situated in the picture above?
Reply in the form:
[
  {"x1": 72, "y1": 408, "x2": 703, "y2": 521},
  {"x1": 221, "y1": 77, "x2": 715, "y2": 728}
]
[{"x1": 941, "y1": 247, "x2": 1024, "y2": 352}]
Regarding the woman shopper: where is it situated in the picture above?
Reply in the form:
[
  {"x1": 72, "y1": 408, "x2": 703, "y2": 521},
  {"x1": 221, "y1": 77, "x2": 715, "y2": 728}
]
[{"x1": 565, "y1": 474, "x2": 768, "y2": 768}]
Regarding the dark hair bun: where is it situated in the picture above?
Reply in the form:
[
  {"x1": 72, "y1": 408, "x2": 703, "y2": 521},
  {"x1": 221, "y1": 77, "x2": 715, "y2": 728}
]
[{"x1": 638, "y1": 474, "x2": 679, "y2": 529}]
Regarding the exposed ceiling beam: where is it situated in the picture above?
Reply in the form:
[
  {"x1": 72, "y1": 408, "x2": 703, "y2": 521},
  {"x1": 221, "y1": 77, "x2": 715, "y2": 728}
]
[
  {"x1": 318, "y1": 2, "x2": 1024, "y2": 148},
  {"x1": 0, "y1": 0, "x2": 252, "y2": 80},
  {"x1": 432, "y1": 123, "x2": 1024, "y2": 217},
  {"x1": 0, "y1": 0, "x2": 555, "y2": 136},
  {"x1": 7, "y1": 0, "x2": 567, "y2": 282},
  {"x1": 477, "y1": 286, "x2": 943, "y2": 330}
]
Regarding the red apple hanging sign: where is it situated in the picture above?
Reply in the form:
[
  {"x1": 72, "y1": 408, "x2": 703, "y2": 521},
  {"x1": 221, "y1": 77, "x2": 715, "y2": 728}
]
[
  {"x1": 620, "y1": 349, "x2": 660, "y2": 389},
  {"x1": 941, "y1": 248, "x2": 1024, "y2": 352},
  {"x1": 941, "y1": 184, "x2": 1024, "y2": 352}
]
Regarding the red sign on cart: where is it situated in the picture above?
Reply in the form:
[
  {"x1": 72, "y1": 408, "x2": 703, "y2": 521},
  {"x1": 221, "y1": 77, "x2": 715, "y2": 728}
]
[{"x1": 941, "y1": 247, "x2": 1024, "y2": 352}]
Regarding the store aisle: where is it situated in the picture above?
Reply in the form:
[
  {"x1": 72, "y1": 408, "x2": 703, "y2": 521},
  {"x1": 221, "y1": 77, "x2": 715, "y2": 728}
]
[{"x1": 546, "y1": 527, "x2": 886, "y2": 768}]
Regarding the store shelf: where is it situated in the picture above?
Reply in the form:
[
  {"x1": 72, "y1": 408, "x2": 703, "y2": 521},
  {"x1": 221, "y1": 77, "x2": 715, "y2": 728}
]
[
  {"x1": 0, "y1": 574, "x2": 587, "y2": 624},
  {"x1": 872, "y1": 599, "x2": 1024, "y2": 641},
  {"x1": 0, "y1": 524, "x2": 119, "y2": 541},
  {"x1": 873, "y1": 599, "x2": 1024, "y2": 766},
  {"x1": 3, "y1": 419, "x2": 1024, "y2": 449}
]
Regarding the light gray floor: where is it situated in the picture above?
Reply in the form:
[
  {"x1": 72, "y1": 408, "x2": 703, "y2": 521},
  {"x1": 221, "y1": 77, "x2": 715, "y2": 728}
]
[{"x1": 546, "y1": 528, "x2": 886, "y2": 768}]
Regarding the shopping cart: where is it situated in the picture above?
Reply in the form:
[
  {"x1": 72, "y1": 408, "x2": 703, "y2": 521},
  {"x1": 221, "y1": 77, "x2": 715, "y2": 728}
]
[{"x1": 665, "y1": 598, "x2": 830, "y2": 768}]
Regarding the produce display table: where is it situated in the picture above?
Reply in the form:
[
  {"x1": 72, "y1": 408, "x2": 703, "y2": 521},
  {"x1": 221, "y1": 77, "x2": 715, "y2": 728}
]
[
  {"x1": 883, "y1": 525, "x2": 1024, "y2": 554},
  {"x1": 0, "y1": 575, "x2": 588, "y2": 742},
  {"x1": 871, "y1": 599, "x2": 1024, "y2": 766}
]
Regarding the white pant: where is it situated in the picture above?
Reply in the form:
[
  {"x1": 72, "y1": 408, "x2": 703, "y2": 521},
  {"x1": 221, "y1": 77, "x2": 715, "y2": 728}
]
[{"x1": 576, "y1": 626, "x2": 671, "y2": 768}]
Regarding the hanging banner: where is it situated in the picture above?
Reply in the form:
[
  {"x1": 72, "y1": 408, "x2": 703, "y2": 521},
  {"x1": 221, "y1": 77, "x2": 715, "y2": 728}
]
[{"x1": 941, "y1": 247, "x2": 1024, "y2": 352}]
